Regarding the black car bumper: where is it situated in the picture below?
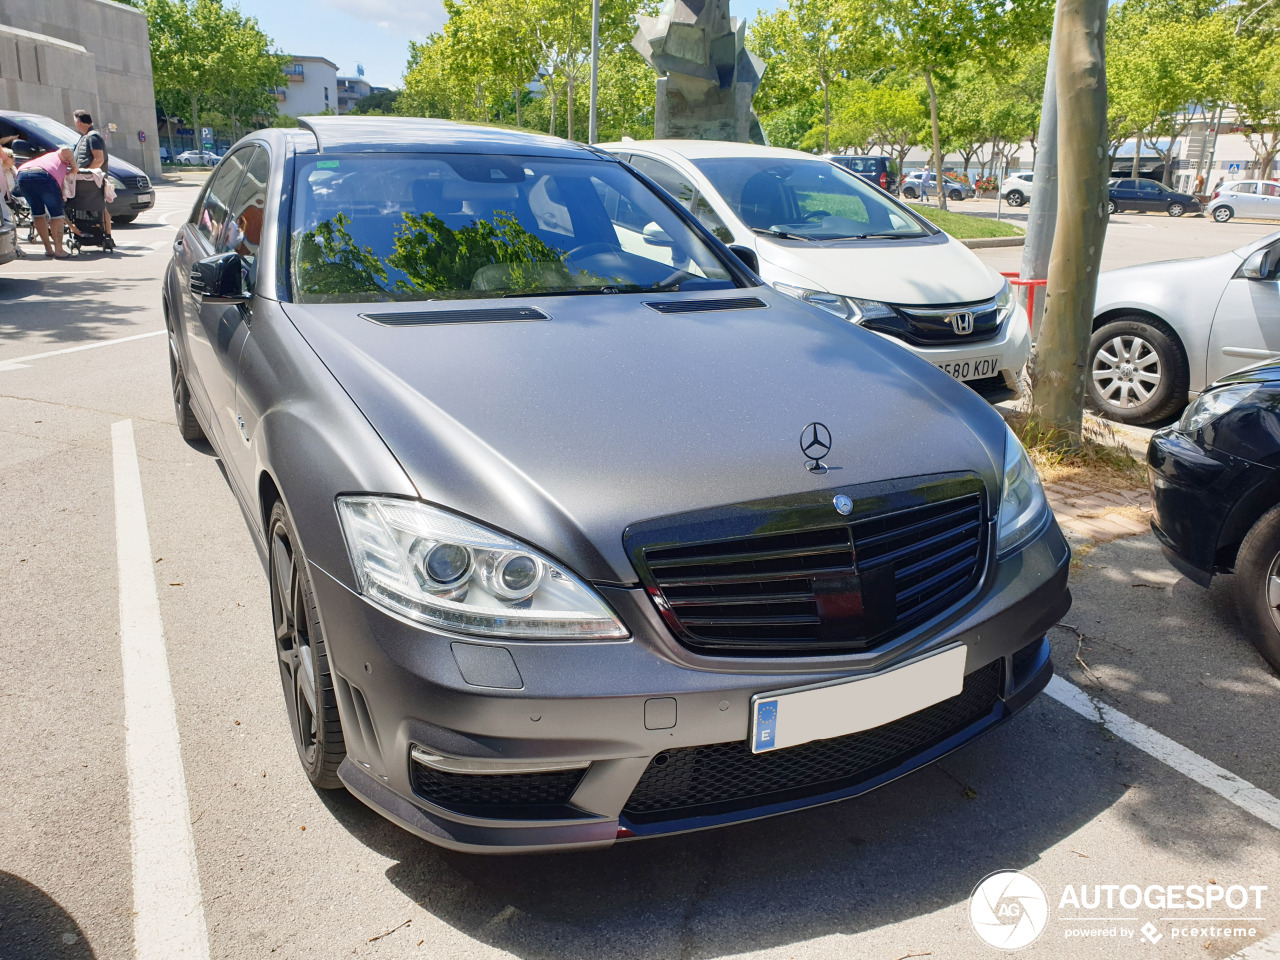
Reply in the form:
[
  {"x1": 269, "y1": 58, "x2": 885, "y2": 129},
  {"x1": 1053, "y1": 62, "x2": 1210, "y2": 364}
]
[
  {"x1": 310, "y1": 518, "x2": 1071, "y2": 854},
  {"x1": 1148, "y1": 427, "x2": 1276, "y2": 585},
  {"x1": 109, "y1": 186, "x2": 155, "y2": 219}
]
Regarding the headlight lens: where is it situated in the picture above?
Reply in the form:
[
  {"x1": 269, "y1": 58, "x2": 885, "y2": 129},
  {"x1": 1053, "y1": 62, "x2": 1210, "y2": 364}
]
[
  {"x1": 1177, "y1": 384, "x2": 1257, "y2": 435},
  {"x1": 997, "y1": 425, "x2": 1049, "y2": 556},
  {"x1": 107, "y1": 174, "x2": 126, "y2": 191},
  {"x1": 773, "y1": 283, "x2": 896, "y2": 323},
  {"x1": 995, "y1": 278, "x2": 1014, "y2": 321},
  {"x1": 336, "y1": 497, "x2": 629, "y2": 640}
]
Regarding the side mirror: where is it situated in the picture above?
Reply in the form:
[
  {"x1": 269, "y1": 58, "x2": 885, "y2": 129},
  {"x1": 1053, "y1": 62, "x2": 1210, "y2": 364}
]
[
  {"x1": 190, "y1": 252, "x2": 250, "y2": 304},
  {"x1": 1243, "y1": 248, "x2": 1278, "y2": 281},
  {"x1": 728, "y1": 244, "x2": 760, "y2": 274},
  {"x1": 642, "y1": 221, "x2": 674, "y2": 247}
]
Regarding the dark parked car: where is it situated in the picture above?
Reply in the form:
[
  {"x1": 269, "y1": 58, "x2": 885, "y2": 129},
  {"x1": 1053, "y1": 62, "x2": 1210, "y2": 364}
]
[
  {"x1": 0, "y1": 110, "x2": 155, "y2": 223},
  {"x1": 827, "y1": 154, "x2": 900, "y2": 194},
  {"x1": 1107, "y1": 178, "x2": 1201, "y2": 218},
  {"x1": 1149, "y1": 354, "x2": 1280, "y2": 673},
  {"x1": 164, "y1": 116, "x2": 1070, "y2": 853}
]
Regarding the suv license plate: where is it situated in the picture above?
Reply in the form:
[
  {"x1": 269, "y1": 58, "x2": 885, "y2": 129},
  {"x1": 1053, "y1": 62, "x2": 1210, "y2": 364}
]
[
  {"x1": 750, "y1": 645, "x2": 967, "y2": 753},
  {"x1": 936, "y1": 356, "x2": 999, "y2": 381}
]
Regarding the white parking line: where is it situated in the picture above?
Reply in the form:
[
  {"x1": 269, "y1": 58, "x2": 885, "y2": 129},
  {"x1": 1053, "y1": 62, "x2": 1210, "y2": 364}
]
[
  {"x1": 1227, "y1": 932, "x2": 1280, "y2": 959},
  {"x1": 112, "y1": 419, "x2": 211, "y2": 960},
  {"x1": 0, "y1": 330, "x2": 164, "y2": 372},
  {"x1": 1046, "y1": 675, "x2": 1280, "y2": 831}
]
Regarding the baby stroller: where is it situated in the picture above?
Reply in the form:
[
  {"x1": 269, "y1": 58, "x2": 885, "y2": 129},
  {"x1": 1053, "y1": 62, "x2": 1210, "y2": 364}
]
[{"x1": 64, "y1": 173, "x2": 115, "y2": 254}]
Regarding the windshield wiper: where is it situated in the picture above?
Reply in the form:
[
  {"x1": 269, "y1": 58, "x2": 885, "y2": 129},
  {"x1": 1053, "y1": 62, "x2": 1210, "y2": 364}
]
[
  {"x1": 840, "y1": 232, "x2": 921, "y2": 240},
  {"x1": 751, "y1": 227, "x2": 814, "y2": 242}
]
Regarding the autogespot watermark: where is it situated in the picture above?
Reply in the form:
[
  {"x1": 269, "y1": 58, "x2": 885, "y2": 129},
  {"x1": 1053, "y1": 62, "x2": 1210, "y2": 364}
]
[{"x1": 969, "y1": 870, "x2": 1268, "y2": 950}]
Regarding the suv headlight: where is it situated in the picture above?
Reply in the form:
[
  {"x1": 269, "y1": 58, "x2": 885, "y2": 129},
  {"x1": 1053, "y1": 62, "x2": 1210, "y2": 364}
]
[
  {"x1": 995, "y1": 277, "x2": 1014, "y2": 321},
  {"x1": 336, "y1": 497, "x2": 629, "y2": 640},
  {"x1": 107, "y1": 174, "x2": 126, "y2": 191},
  {"x1": 773, "y1": 283, "x2": 896, "y2": 323},
  {"x1": 997, "y1": 424, "x2": 1049, "y2": 556},
  {"x1": 1177, "y1": 384, "x2": 1256, "y2": 435}
]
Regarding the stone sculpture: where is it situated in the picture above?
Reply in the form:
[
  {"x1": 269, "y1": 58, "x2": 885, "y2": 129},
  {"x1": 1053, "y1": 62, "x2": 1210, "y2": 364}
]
[{"x1": 632, "y1": 0, "x2": 767, "y2": 144}]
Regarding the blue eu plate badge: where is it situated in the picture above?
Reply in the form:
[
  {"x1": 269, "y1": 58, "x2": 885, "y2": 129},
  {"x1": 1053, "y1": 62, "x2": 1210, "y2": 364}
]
[{"x1": 754, "y1": 699, "x2": 779, "y2": 752}]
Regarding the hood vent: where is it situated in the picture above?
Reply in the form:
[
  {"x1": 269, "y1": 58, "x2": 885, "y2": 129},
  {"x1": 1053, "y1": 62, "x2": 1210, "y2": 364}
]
[
  {"x1": 360, "y1": 306, "x2": 549, "y2": 326},
  {"x1": 644, "y1": 297, "x2": 768, "y2": 315}
]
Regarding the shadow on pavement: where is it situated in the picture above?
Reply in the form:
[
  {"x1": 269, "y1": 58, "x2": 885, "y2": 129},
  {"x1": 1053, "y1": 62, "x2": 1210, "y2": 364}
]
[
  {"x1": 316, "y1": 706, "x2": 1133, "y2": 959},
  {"x1": 0, "y1": 275, "x2": 153, "y2": 343},
  {"x1": 0, "y1": 872, "x2": 96, "y2": 959}
]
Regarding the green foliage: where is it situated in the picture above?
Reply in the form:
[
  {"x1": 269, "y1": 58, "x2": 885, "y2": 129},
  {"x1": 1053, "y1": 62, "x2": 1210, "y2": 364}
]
[
  {"x1": 347, "y1": 89, "x2": 403, "y2": 116},
  {"x1": 829, "y1": 76, "x2": 927, "y2": 161}
]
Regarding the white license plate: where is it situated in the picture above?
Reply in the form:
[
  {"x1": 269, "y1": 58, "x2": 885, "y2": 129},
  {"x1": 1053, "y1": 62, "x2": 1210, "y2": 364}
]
[
  {"x1": 750, "y1": 645, "x2": 967, "y2": 753},
  {"x1": 935, "y1": 356, "x2": 1000, "y2": 381},
  {"x1": 135, "y1": 192, "x2": 153, "y2": 203}
]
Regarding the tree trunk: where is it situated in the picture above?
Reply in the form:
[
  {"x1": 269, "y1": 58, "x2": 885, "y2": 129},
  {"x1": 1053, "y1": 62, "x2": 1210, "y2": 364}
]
[
  {"x1": 515, "y1": 85, "x2": 523, "y2": 128},
  {"x1": 1130, "y1": 135, "x2": 1141, "y2": 178},
  {"x1": 822, "y1": 79, "x2": 831, "y2": 154},
  {"x1": 924, "y1": 69, "x2": 947, "y2": 211},
  {"x1": 549, "y1": 85, "x2": 558, "y2": 135},
  {"x1": 190, "y1": 93, "x2": 200, "y2": 155},
  {"x1": 1034, "y1": 0, "x2": 1109, "y2": 446},
  {"x1": 567, "y1": 75, "x2": 575, "y2": 141},
  {"x1": 1021, "y1": 21, "x2": 1059, "y2": 333}
]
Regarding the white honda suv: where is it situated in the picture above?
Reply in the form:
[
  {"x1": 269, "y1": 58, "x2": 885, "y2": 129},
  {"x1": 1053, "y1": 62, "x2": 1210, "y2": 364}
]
[{"x1": 599, "y1": 139, "x2": 1031, "y2": 401}]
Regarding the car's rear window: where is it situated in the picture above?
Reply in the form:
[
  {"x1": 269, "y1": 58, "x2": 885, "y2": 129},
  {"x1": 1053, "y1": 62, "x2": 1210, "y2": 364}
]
[{"x1": 289, "y1": 153, "x2": 739, "y2": 303}]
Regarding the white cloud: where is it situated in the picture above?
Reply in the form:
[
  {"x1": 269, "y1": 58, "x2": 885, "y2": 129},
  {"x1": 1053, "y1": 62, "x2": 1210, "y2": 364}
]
[{"x1": 316, "y1": 0, "x2": 447, "y2": 39}]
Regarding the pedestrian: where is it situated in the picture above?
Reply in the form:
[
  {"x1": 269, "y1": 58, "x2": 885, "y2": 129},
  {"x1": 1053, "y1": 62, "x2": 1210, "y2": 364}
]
[
  {"x1": 919, "y1": 168, "x2": 930, "y2": 202},
  {"x1": 0, "y1": 146, "x2": 16, "y2": 227},
  {"x1": 1214, "y1": 176, "x2": 1225, "y2": 193},
  {"x1": 72, "y1": 109, "x2": 111, "y2": 239},
  {"x1": 1193, "y1": 172, "x2": 1205, "y2": 196},
  {"x1": 16, "y1": 146, "x2": 76, "y2": 258}
]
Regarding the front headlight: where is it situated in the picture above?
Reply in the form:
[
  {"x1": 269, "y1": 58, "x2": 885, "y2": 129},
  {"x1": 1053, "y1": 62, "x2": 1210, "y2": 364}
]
[
  {"x1": 1177, "y1": 384, "x2": 1257, "y2": 435},
  {"x1": 997, "y1": 425, "x2": 1049, "y2": 556},
  {"x1": 773, "y1": 283, "x2": 896, "y2": 324},
  {"x1": 336, "y1": 497, "x2": 629, "y2": 640},
  {"x1": 995, "y1": 277, "x2": 1014, "y2": 321},
  {"x1": 107, "y1": 175, "x2": 126, "y2": 191}
]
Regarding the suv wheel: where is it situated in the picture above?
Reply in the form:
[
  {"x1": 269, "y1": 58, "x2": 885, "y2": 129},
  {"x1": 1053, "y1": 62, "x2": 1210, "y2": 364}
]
[
  {"x1": 1234, "y1": 504, "x2": 1280, "y2": 674},
  {"x1": 269, "y1": 501, "x2": 345, "y2": 788},
  {"x1": 1107, "y1": 199, "x2": 1117, "y2": 216},
  {"x1": 1213, "y1": 205, "x2": 1234, "y2": 223},
  {"x1": 1006, "y1": 190, "x2": 1026, "y2": 207},
  {"x1": 1087, "y1": 316, "x2": 1189, "y2": 425},
  {"x1": 1167, "y1": 202, "x2": 1185, "y2": 217}
]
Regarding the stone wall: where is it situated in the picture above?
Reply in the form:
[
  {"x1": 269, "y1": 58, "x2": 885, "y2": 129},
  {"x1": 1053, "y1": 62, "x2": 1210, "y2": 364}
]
[
  {"x1": 0, "y1": 0, "x2": 161, "y2": 177},
  {"x1": 0, "y1": 25, "x2": 100, "y2": 127}
]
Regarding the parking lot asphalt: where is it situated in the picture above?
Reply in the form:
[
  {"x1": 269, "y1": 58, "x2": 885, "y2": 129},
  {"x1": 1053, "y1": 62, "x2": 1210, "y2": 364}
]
[{"x1": 2, "y1": 184, "x2": 1278, "y2": 960}]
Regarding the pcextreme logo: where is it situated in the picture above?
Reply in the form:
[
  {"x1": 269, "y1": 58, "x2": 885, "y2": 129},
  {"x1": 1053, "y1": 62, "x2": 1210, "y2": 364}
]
[{"x1": 970, "y1": 870, "x2": 1050, "y2": 950}]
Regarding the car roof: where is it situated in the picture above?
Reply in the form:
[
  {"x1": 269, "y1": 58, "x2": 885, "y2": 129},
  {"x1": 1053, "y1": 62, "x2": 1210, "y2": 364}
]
[
  {"x1": 598, "y1": 139, "x2": 829, "y2": 163},
  {"x1": 292, "y1": 116, "x2": 604, "y2": 160}
]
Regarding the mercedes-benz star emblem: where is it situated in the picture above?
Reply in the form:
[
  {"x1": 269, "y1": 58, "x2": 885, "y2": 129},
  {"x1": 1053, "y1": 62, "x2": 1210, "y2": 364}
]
[
  {"x1": 833, "y1": 494, "x2": 853, "y2": 515},
  {"x1": 801, "y1": 422, "x2": 832, "y2": 473},
  {"x1": 948, "y1": 311, "x2": 975, "y2": 335}
]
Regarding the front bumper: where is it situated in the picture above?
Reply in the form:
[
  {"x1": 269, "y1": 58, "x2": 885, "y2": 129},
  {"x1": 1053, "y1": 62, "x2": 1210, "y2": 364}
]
[
  {"x1": 309, "y1": 510, "x2": 1070, "y2": 853},
  {"x1": 870, "y1": 305, "x2": 1031, "y2": 389},
  {"x1": 1148, "y1": 427, "x2": 1274, "y2": 584},
  {"x1": 109, "y1": 187, "x2": 155, "y2": 218}
]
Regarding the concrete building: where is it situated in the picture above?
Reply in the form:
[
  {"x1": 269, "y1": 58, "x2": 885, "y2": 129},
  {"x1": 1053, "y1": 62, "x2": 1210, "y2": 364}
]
[
  {"x1": 0, "y1": 0, "x2": 162, "y2": 177},
  {"x1": 275, "y1": 55, "x2": 339, "y2": 119}
]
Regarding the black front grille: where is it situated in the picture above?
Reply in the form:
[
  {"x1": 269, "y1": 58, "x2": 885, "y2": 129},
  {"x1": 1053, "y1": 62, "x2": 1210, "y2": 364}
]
[
  {"x1": 622, "y1": 660, "x2": 1003, "y2": 823},
  {"x1": 863, "y1": 302, "x2": 1002, "y2": 346},
  {"x1": 126, "y1": 175, "x2": 150, "y2": 190},
  {"x1": 641, "y1": 493, "x2": 985, "y2": 655},
  {"x1": 410, "y1": 757, "x2": 587, "y2": 820}
]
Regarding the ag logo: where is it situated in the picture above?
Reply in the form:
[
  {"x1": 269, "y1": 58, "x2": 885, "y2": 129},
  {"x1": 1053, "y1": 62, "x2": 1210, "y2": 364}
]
[{"x1": 969, "y1": 870, "x2": 1048, "y2": 950}]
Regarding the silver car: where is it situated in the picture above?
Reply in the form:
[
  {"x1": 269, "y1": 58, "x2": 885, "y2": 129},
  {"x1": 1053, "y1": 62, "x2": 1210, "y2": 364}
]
[
  {"x1": 1091, "y1": 231, "x2": 1280, "y2": 423},
  {"x1": 1209, "y1": 180, "x2": 1280, "y2": 223},
  {"x1": 163, "y1": 117, "x2": 1069, "y2": 852}
]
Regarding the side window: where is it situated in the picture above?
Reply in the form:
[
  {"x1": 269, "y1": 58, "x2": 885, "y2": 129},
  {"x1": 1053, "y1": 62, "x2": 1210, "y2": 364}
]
[
  {"x1": 630, "y1": 155, "x2": 696, "y2": 210},
  {"x1": 1237, "y1": 182, "x2": 1258, "y2": 195},
  {"x1": 1138, "y1": 180, "x2": 1159, "y2": 193},
  {"x1": 194, "y1": 150, "x2": 248, "y2": 246},
  {"x1": 220, "y1": 147, "x2": 270, "y2": 287},
  {"x1": 1261, "y1": 183, "x2": 1279, "y2": 197},
  {"x1": 692, "y1": 194, "x2": 733, "y2": 244}
]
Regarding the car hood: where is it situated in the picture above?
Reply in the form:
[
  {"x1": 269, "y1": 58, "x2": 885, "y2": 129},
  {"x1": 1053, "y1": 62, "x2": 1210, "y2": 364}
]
[
  {"x1": 756, "y1": 234, "x2": 1002, "y2": 306},
  {"x1": 107, "y1": 155, "x2": 147, "y2": 179},
  {"x1": 282, "y1": 289, "x2": 1005, "y2": 584},
  {"x1": 1095, "y1": 250, "x2": 1238, "y2": 298}
]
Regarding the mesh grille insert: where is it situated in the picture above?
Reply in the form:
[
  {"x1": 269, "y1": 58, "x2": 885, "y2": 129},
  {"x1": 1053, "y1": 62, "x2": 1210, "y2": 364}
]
[
  {"x1": 622, "y1": 660, "x2": 1003, "y2": 823},
  {"x1": 410, "y1": 757, "x2": 587, "y2": 820}
]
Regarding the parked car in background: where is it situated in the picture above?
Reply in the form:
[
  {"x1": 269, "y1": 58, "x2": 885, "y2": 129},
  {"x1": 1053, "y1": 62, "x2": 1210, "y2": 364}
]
[
  {"x1": 1107, "y1": 178, "x2": 1201, "y2": 217},
  {"x1": 174, "y1": 149, "x2": 222, "y2": 166},
  {"x1": 1089, "y1": 230, "x2": 1280, "y2": 424},
  {"x1": 0, "y1": 209, "x2": 15, "y2": 266},
  {"x1": 1208, "y1": 180, "x2": 1280, "y2": 223},
  {"x1": 1148, "y1": 356, "x2": 1280, "y2": 673},
  {"x1": 826, "y1": 154, "x2": 900, "y2": 194},
  {"x1": 0, "y1": 110, "x2": 155, "y2": 224},
  {"x1": 1000, "y1": 172, "x2": 1034, "y2": 207},
  {"x1": 901, "y1": 172, "x2": 975, "y2": 202},
  {"x1": 599, "y1": 139, "x2": 1031, "y2": 401},
  {"x1": 165, "y1": 116, "x2": 1069, "y2": 852}
]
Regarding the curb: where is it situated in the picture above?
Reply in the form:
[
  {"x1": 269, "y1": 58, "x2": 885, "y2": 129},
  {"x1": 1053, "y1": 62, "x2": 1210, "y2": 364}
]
[{"x1": 962, "y1": 236, "x2": 1026, "y2": 249}]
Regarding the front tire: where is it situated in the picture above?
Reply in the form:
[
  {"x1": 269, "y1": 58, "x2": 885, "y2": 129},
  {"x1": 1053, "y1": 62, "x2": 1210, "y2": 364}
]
[
  {"x1": 268, "y1": 502, "x2": 345, "y2": 789},
  {"x1": 1234, "y1": 505, "x2": 1280, "y2": 674},
  {"x1": 903, "y1": 187, "x2": 918, "y2": 200},
  {"x1": 1087, "y1": 317, "x2": 1189, "y2": 425},
  {"x1": 1107, "y1": 199, "x2": 1117, "y2": 216},
  {"x1": 949, "y1": 189, "x2": 963, "y2": 201},
  {"x1": 1213, "y1": 205, "x2": 1234, "y2": 223},
  {"x1": 167, "y1": 316, "x2": 205, "y2": 441},
  {"x1": 1168, "y1": 202, "x2": 1185, "y2": 217},
  {"x1": 1006, "y1": 190, "x2": 1026, "y2": 207}
]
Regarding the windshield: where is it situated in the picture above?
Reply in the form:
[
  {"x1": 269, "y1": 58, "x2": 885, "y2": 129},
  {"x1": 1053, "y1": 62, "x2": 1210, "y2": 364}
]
[
  {"x1": 15, "y1": 115, "x2": 80, "y2": 148},
  {"x1": 692, "y1": 157, "x2": 930, "y2": 241},
  {"x1": 289, "y1": 153, "x2": 739, "y2": 303}
]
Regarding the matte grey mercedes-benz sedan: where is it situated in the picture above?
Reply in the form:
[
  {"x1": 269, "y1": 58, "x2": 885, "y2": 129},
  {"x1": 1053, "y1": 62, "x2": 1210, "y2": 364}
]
[{"x1": 162, "y1": 116, "x2": 1070, "y2": 853}]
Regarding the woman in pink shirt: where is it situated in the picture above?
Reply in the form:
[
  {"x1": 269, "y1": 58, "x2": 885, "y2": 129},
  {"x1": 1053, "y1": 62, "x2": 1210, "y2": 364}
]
[{"x1": 17, "y1": 147, "x2": 77, "y2": 258}]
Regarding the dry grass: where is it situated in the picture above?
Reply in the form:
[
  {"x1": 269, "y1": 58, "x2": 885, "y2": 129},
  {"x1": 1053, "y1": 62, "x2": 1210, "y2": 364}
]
[{"x1": 1007, "y1": 410, "x2": 1148, "y2": 491}]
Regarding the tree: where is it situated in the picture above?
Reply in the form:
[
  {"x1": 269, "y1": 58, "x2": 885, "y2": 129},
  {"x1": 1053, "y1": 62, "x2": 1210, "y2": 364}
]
[
  {"x1": 1036, "y1": 0, "x2": 1110, "y2": 447},
  {"x1": 1230, "y1": 35, "x2": 1280, "y2": 177},
  {"x1": 830, "y1": 76, "x2": 927, "y2": 164},
  {"x1": 347, "y1": 89, "x2": 403, "y2": 116}
]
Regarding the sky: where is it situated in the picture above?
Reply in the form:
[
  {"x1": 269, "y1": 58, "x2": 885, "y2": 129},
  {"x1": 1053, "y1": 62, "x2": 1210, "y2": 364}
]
[{"x1": 241, "y1": 0, "x2": 780, "y2": 90}]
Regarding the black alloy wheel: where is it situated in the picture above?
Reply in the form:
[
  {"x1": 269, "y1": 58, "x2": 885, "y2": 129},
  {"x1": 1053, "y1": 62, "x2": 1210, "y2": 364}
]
[{"x1": 268, "y1": 502, "x2": 345, "y2": 788}]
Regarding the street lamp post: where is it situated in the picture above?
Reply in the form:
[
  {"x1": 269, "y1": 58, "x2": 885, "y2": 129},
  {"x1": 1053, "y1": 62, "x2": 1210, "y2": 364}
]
[{"x1": 588, "y1": 0, "x2": 601, "y2": 143}]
